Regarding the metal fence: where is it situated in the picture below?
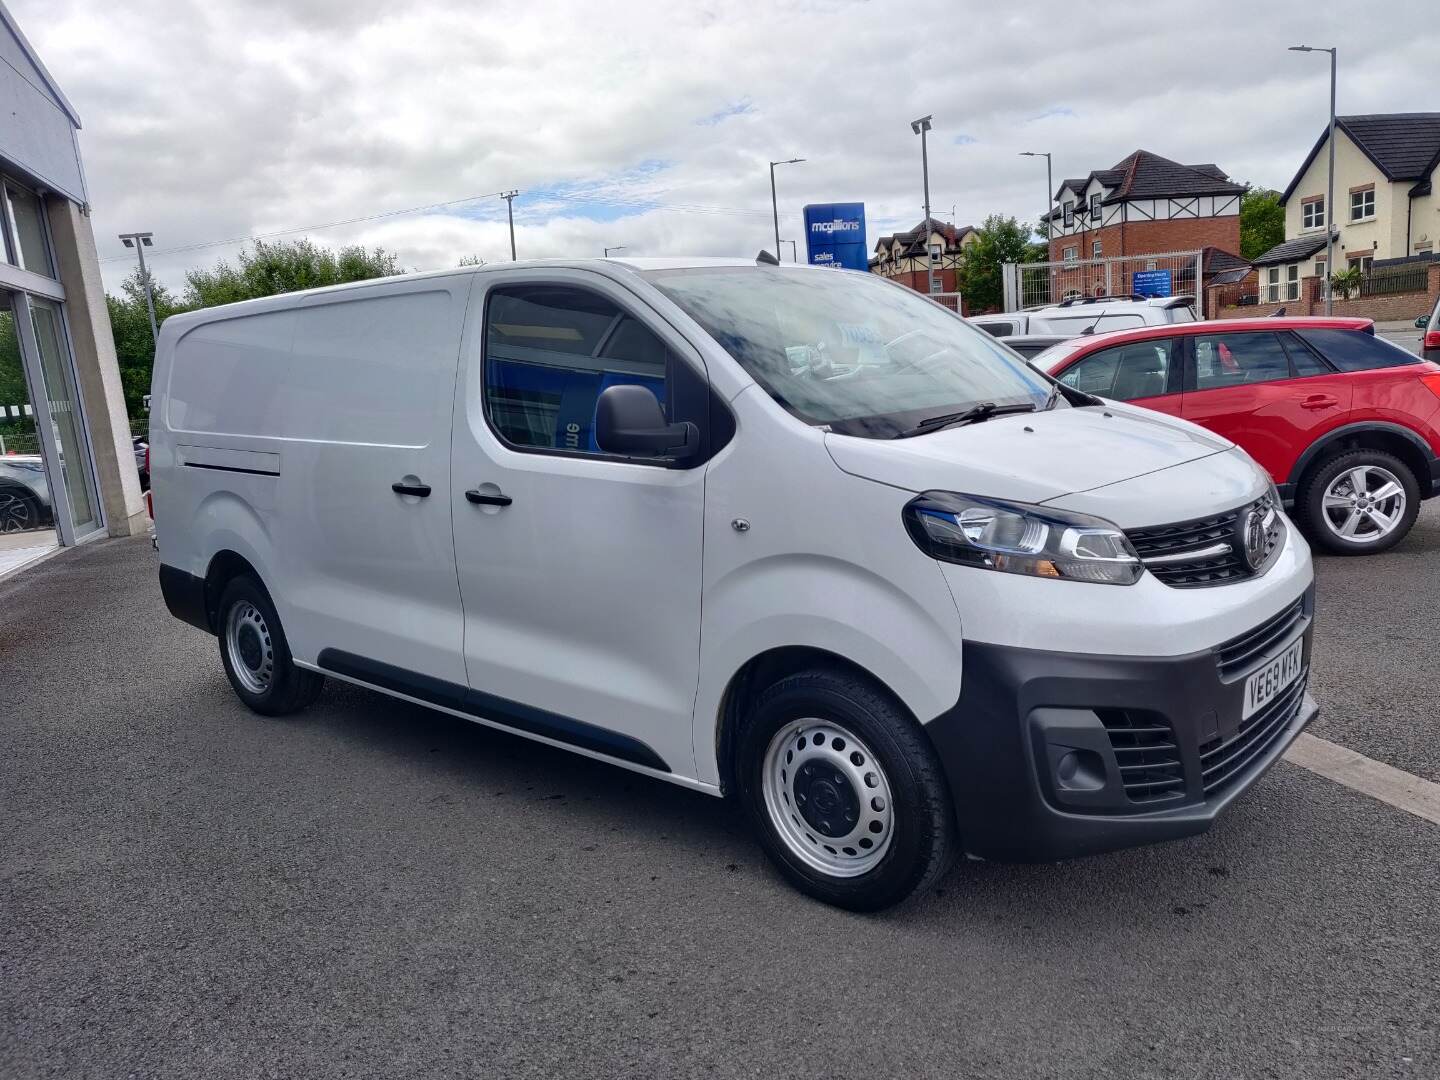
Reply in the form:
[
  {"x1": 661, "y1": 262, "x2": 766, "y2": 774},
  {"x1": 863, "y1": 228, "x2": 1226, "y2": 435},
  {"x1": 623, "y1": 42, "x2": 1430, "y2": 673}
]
[
  {"x1": 1001, "y1": 250, "x2": 1206, "y2": 313},
  {"x1": 928, "y1": 291, "x2": 964, "y2": 314}
]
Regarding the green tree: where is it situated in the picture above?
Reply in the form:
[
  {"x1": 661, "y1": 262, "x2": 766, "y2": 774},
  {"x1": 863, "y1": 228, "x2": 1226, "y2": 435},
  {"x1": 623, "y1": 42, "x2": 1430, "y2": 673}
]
[
  {"x1": 958, "y1": 214, "x2": 1044, "y2": 314},
  {"x1": 183, "y1": 238, "x2": 402, "y2": 308},
  {"x1": 1239, "y1": 187, "x2": 1286, "y2": 261},
  {"x1": 107, "y1": 270, "x2": 187, "y2": 417}
]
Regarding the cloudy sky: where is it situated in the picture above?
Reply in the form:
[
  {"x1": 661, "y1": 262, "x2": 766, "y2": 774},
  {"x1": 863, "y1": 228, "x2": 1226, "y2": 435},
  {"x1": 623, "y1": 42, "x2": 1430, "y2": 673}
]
[{"x1": 15, "y1": 0, "x2": 1440, "y2": 293}]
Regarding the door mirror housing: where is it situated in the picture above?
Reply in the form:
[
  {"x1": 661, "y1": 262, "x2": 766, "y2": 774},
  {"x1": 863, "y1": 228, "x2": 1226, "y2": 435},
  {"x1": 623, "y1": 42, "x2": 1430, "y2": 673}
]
[
  {"x1": 1418, "y1": 314, "x2": 1431, "y2": 329},
  {"x1": 595, "y1": 384, "x2": 698, "y2": 461}
]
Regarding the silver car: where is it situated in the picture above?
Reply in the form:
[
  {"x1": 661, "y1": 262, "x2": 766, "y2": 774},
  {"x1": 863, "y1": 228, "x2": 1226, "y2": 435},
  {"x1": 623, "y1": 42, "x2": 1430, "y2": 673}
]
[{"x1": 0, "y1": 455, "x2": 51, "y2": 533}]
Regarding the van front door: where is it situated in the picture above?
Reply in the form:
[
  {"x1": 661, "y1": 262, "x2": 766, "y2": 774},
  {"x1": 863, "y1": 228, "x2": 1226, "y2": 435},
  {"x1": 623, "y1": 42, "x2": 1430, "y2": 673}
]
[{"x1": 449, "y1": 273, "x2": 707, "y2": 777}]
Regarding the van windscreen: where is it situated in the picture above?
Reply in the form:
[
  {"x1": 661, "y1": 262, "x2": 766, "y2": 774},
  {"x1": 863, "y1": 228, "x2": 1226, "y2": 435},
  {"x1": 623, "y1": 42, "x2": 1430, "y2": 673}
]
[{"x1": 647, "y1": 268, "x2": 1052, "y2": 439}]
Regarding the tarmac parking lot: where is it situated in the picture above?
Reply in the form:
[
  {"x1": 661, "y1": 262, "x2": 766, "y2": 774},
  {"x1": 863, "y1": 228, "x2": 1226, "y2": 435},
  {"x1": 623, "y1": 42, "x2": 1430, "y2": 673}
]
[{"x1": 2, "y1": 511, "x2": 1438, "y2": 1079}]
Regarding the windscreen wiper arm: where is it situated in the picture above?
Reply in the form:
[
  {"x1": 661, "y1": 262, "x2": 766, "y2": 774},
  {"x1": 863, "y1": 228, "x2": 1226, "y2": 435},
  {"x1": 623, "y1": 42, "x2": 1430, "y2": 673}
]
[{"x1": 891, "y1": 401, "x2": 1037, "y2": 439}]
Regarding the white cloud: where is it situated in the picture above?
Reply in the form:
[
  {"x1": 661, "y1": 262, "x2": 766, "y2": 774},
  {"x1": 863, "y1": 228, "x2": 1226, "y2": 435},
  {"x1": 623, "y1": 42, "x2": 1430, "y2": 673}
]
[{"x1": 12, "y1": 0, "x2": 1438, "y2": 292}]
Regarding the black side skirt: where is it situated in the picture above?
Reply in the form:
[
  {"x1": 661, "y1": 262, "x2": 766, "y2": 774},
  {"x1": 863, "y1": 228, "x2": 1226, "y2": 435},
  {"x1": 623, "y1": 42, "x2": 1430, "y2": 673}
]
[{"x1": 316, "y1": 648, "x2": 670, "y2": 773}]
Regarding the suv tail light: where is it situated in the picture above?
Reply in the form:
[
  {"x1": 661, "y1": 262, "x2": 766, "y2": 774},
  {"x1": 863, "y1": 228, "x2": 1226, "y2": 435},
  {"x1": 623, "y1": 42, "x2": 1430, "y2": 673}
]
[
  {"x1": 1421, "y1": 371, "x2": 1440, "y2": 402},
  {"x1": 1425, "y1": 328, "x2": 1440, "y2": 351}
]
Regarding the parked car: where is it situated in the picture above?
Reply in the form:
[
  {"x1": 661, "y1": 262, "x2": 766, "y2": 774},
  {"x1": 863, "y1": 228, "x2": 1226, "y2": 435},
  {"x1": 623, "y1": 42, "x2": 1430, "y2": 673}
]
[
  {"x1": 970, "y1": 294, "x2": 1197, "y2": 339},
  {"x1": 1420, "y1": 294, "x2": 1440, "y2": 362},
  {"x1": 151, "y1": 259, "x2": 1316, "y2": 910},
  {"x1": 133, "y1": 435, "x2": 149, "y2": 491},
  {"x1": 1036, "y1": 316, "x2": 1440, "y2": 555},
  {"x1": 996, "y1": 334, "x2": 1069, "y2": 360},
  {"x1": 0, "y1": 455, "x2": 52, "y2": 533}
]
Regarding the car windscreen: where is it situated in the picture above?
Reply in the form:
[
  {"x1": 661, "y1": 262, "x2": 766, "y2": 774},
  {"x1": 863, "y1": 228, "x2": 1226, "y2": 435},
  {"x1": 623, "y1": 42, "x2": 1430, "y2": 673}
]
[{"x1": 646, "y1": 267, "x2": 1052, "y2": 438}]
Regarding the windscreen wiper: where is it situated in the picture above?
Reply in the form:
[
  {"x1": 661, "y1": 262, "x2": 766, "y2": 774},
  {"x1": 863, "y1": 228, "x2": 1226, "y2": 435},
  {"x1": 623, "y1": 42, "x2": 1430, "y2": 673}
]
[{"x1": 891, "y1": 401, "x2": 1037, "y2": 439}]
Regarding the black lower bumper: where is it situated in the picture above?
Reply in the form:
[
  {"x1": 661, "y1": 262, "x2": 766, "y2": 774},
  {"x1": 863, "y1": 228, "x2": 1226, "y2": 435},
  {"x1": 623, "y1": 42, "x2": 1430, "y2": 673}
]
[
  {"x1": 159, "y1": 564, "x2": 212, "y2": 633},
  {"x1": 924, "y1": 592, "x2": 1317, "y2": 863}
]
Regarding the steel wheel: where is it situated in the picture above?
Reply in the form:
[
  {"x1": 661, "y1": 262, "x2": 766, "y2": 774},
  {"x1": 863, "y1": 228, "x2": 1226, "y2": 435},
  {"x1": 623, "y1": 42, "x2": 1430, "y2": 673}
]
[
  {"x1": 1320, "y1": 464, "x2": 1406, "y2": 545},
  {"x1": 0, "y1": 490, "x2": 37, "y2": 533},
  {"x1": 761, "y1": 718, "x2": 895, "y2": 878},
  {"x1": 224, "y1": 600, "x2": 275, "y2": 695}
]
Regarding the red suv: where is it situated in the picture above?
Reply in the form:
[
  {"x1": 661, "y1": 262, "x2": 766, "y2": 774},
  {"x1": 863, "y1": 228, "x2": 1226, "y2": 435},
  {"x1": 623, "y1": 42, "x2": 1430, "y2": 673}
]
[{"x1": 1037, "y1": 317, "x2": 1440, "y2": 554}]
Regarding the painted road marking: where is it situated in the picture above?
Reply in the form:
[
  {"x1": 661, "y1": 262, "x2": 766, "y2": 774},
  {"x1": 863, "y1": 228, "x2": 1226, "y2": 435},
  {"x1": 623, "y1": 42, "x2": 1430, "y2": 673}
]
[{"x1": 1286, "y1": 733, "x2": 1440, "y2": 827}]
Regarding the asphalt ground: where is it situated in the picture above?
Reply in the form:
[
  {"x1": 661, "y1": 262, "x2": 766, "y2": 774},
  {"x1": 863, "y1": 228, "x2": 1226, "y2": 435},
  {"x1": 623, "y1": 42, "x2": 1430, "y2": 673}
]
[{"x1": 2, "y1": 528, "x2": 1438, "y2": 1079}]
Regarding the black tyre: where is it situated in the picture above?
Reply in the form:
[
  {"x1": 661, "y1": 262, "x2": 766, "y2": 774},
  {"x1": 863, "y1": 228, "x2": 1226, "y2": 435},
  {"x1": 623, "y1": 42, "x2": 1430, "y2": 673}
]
[
  {"x1": 1298, "y1": 449, "x2": 1419, "y2": 556},
  {"x1": 0, "y1": 486, "x2": 41, "y2": 533},
  {"x1": 737, "y1": 668, "x2": 958, "y2": 911},
  {"x1": 216, "y1": 574, "x2": 324, "y2": 716}
]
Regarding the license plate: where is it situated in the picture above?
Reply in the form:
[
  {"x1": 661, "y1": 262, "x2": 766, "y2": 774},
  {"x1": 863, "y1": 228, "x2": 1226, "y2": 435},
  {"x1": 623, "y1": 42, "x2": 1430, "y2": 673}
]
[{"x1": 1242, "y1": 637, "x2": 1304, "y2": 719}]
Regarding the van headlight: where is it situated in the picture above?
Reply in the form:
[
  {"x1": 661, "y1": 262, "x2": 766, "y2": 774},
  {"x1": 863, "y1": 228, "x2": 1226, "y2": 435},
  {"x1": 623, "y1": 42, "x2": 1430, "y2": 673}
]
[{"x1": 903, "y1": 492, "x2": 1143, "y2": 585}]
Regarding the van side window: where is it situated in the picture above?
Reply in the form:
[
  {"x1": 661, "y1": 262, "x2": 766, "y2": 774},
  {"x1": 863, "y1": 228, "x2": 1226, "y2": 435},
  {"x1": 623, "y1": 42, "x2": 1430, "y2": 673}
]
[
  {"x1": 1192, "y1": 332, "x2": 1291, "y2": 390},
  {"x1": 484, "y1": 286, "x2": 669, "y2": 454},
  {"x1": 1060, "y1": 340, "x2": 1175, "y2": 401}
]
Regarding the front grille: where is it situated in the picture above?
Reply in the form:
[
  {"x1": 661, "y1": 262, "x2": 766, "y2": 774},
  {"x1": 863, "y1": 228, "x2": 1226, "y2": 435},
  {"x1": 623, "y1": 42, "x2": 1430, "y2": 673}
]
[
  {"x1": 1099, "y1": 709, "x2": 1186, "y2": 805},
  {"x1": 1126, "y1": 499, "x2": 1283, "y2": 588},
  {"x1": 1215, "y1": 597, "x2": 1306, "y2": 680},
  {"x1": 1199, "y1": 670, "x2": 1308, "y2": 795}
]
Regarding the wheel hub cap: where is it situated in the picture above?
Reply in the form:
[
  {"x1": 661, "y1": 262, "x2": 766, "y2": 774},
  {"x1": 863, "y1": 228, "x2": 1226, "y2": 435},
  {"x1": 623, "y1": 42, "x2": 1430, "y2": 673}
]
[{"x1": 1322, "y1": 464, "x2": 1405, "y2": 544}]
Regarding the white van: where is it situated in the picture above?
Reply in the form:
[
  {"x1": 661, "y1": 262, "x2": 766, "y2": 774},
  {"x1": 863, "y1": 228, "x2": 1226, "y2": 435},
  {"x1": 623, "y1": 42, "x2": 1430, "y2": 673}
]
[
  {"x1": 151, "y1": 259, "x2": 1317, "y2": 910},
  {"x1": 971, "y1": 295, "x2": 1197, "y2": 339}
]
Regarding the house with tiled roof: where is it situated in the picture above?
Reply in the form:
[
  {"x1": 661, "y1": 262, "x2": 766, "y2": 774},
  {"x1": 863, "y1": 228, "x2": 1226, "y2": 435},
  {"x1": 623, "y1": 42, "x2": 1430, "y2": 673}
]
[
  {"x1": 1045, "y1": 150, "x2": 1247, "y2": 269},
  {"x1": 868, "y1": 218, "x2": 977, "y2": 295},
  {"x1": 1252, "y1": 113, "x2": 1440, "y2": 297}
]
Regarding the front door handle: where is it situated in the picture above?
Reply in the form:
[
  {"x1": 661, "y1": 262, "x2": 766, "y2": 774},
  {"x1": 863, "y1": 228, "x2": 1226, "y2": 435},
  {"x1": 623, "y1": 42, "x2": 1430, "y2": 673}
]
[
  {"x1": 465, "y1": 489, "x2": 513, "y2": 507},
  {"x1": 391, "y1": 481, "x2": 432, "y2": 497},
  {"x1": 1300, "y1": 394, "x2": 1339, "y2": 410}
]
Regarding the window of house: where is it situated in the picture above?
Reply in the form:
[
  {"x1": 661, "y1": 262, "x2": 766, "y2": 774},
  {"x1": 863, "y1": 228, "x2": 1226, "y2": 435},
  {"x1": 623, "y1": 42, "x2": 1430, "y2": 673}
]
[
  {"x1": 1285, "y1": 264, "x2": 1300, "y2": 301},
  {"x1": 1302, "y1": 197, "x2": 1326, "y2": 230},
  {"x1": 1192, "y1": 332, "x2": 1292, "y2": 390},
  {"x1": 484, "y1": 285, "x2": 670, "y2": 455},
  {"x1": 1349, "y1": 187, "x2": 1375, "y2": 221},
  {"x1": 1415, "y1": 242, "x2": 1433, "y2": 256},
  {"x1": 1059, "y1": 340, "x2": 1175, "y2": 401},
  {"x1": 1348, "y1": 253, "x2": 1373, "y2": 274},
  {"x1": 1063, "y1": 201, "x2": 1074, "y2": 228},
  {"x1": 1265, "y1": 266, "x2": 1282, "y2": 303},
  {"x1": 1314, "y1": 257, "x2": 1327, "y2": 278},
  {"x1": 1062, "y1": 245, "x2": 1078, "y2": 265},
  {"x1": 1090, "y1": 194, "x2": 1101, "y2": 222},
  {"x1": 1092, "y1": 239, "x2": 1102, "y2": 258},
  {"x1": 929, "y1": 242, "x2": 942, "y2": 265}
]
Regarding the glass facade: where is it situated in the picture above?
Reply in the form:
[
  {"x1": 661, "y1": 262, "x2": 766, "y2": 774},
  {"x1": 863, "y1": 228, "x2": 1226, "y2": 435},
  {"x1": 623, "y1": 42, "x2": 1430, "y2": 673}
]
[{"x1": 4, "y1": 180, "x2": 54, "y2": 278}]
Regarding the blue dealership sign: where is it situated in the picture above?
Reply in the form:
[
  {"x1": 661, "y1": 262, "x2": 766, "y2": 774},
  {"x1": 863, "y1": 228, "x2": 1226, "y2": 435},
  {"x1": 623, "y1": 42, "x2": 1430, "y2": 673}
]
[
  {"x1": 1132, "y1": 269, "x2": 1173, "y2": 297},
  {"x1": 804, "y1": 203, "x2": 867, "y2": 271}
]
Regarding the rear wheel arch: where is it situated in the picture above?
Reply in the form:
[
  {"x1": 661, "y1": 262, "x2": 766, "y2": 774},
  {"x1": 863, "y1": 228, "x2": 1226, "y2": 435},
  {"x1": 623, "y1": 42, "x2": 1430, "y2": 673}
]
[
  {"x1": 203, "y1": 549, "x2": 264, "y2": 632},
  {"x1": 1288, "y1": 423, "x2": 1433, "y2": 498}
]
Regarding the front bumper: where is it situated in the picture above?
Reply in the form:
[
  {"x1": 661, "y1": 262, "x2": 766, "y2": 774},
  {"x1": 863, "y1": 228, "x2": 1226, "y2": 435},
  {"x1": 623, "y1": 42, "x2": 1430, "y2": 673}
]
[{"x1": 924, "y1": 588, "x2": 1317, "y2": 862}]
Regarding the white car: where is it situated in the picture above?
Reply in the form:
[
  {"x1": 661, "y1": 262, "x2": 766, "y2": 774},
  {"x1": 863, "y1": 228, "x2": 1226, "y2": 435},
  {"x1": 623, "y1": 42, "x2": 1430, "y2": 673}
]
[
  {"x1": 150, "y1": 258, "x2": 1316, "y2": 910},
  {"x1": 972, "y1": 294, "x2": 1198, "y2": 339}
]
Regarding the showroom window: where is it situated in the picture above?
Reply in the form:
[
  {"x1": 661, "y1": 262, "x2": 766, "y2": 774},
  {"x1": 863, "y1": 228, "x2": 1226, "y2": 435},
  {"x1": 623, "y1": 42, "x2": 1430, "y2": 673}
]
[
  {"x1": 483, "y1": 285, "x2": 669, "y2": 456},
  {"x1": 2, "y1": 178, "x2": 55, "y2": 279}
]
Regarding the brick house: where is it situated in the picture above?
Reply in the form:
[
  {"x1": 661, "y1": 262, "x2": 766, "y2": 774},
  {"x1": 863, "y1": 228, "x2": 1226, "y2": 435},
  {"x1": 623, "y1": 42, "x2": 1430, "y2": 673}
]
[
  {"x1": 868, "y1": 218, "x2": 977, "y2": 295},
  {"x1": 1046, "y1": 150, "x2": 1246, "y2": 265}
]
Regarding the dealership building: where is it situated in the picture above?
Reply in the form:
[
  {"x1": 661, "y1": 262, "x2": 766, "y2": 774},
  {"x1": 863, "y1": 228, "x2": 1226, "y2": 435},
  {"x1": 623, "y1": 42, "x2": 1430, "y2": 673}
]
[{"x1": 0, "y1": 2, "x2": 143, "y2": 570}]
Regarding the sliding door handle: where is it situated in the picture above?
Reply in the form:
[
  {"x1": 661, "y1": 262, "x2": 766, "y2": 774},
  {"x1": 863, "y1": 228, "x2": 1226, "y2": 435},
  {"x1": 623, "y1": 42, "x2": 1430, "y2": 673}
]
[
  {"x1": 391, "y1": 481, "x2": 432, "y2": 497},
  {"x1": 465, "y1": 489, "x2": 512, "y2": 507}
]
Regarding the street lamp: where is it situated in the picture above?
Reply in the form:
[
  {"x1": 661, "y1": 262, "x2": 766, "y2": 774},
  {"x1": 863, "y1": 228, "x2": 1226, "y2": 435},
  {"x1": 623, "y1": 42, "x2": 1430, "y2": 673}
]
[
  {"x1": 769, "y1": 158, "x2": 805, "y2": 265},
  {"x1": 118, "y1": 232, "x2": 160, "y2": 344},
  {"x1": 1290, "y1": 44, "x2": 1337, "y2": 315},
  {"x1": 780, "y1": 239, "x2": 798, "y2": 262},
  {"x1": 603, "y1": 245, "x2": 627, "y2": 257},
  {"x1": 1020, "y1": 151, "x2": 1054, "y2": 244},
  {"x1": 911, "y1": 115, "x2": 936, "y2": 295}
]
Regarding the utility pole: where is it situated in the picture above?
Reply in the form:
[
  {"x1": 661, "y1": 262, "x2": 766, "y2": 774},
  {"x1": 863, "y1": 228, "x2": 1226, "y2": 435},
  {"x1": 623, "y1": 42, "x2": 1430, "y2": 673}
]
[
  {"x1": 500, "y1": 190, "x2": 519, "y2": 260},
  {"x1": 118, "y1": 232, "x2": 160, "y2": 344},
  {"x1": 911, "y1": 115, "x2": 936, "y2": 295},
  {"x1": 1290, "y1": 45, "x2": 1337, "y2": 314}
]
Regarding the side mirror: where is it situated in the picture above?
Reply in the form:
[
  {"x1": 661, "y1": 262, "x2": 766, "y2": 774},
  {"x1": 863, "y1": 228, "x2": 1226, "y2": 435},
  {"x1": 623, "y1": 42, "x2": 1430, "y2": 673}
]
[
  {"x1": 595, "y1": 384, "x2": 698, "y2": 461},
  {"x1": 1418, "y1": 314, "x2": 1431, "y2": 329}
]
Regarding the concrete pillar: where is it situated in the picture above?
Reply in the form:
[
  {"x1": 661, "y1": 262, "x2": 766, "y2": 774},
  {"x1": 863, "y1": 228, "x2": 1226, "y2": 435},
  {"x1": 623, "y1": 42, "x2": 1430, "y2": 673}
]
[{"x1": 45, "y1": 197, "x2": 146, "y2": 538}]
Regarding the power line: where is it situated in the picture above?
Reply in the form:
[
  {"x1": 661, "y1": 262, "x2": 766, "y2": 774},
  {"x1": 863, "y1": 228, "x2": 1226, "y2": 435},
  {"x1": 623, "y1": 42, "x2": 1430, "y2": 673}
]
[{"x1": 100, "y1": 188, "x2": 779, "y2": 265}]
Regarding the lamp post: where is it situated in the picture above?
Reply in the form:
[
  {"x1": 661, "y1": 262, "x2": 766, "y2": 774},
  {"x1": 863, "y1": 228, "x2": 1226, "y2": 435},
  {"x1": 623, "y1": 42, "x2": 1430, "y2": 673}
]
[
  {"x1": 769, "y1": 158, "x2": 805, "y2": 264},
  {"x1": 1019, "y1": 151, "x2": 1054, "y2": 243},
  {"x1": 603, "y1": 245, "x2": 627, "y2": 257},
  {"x1": 117, "y1": 232, "x2": 159, "y2": 344},
  {"x1": 780, "y1": 239, "x2": 798, "y2": 262},
  {"x1": 911, "y1": 115, "x2": 936, "y2": 295},
  {"x1": 1290, "y1": 45, "x2": 1337, "y2": 315}
]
